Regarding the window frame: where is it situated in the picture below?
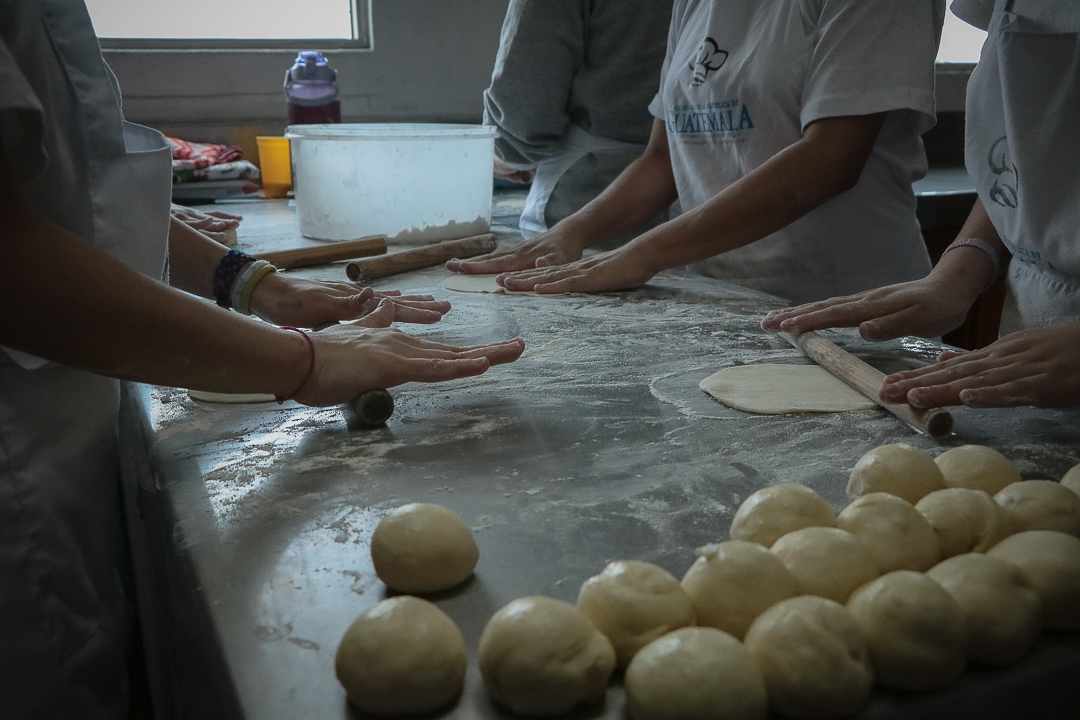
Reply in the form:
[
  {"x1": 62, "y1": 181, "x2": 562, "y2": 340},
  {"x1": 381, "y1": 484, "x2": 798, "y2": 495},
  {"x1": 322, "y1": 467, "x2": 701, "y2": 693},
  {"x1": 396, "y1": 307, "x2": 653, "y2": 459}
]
[{"x1": 96, "y1": 0, "x2": 372, "y2": 53}]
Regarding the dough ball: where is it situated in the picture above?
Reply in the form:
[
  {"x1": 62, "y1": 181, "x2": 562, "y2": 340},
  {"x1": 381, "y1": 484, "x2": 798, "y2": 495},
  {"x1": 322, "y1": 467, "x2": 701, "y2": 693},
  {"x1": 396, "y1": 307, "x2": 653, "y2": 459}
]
[
  {"x1": 988, "y1": 530, "x2": 1080, "y2": 630},
  {"x1": 744, "y1": 596, "x2": 873, "y2": 719},
  {"x1": 1062, "y1": 462, "x2": 1080, "y2": 497},
  {"x1": 994, "y1": 480, "x2": 1080, "y2": 536},
  {"x1": 729, "y1": 484, "x2": 836, "y2": 548},
  {"x1": 915, "y1": 488, "x2": 1014, "y2": 559},
  {"x1": 577, "y1": 560, "x2": 696, "y2": 668},
  {"x1": 847, "y1": 443, "x2": 946, "y2": 504},
  {"x1": 935, "y1": 444, "x2": 1021, "y2": 495},
  {"x1": 625, "y1": 627, "x2": 767, "y2": 720},
  {"x1": 927, "y1": 553, "x2": 1041, "y2": 665},
  {"x1": 370, "y1": 503, "x2": 479, "y2": 594},
  {"x1": 478, "y1": 596, "x2": 616, "y2": 715},
  {"x1": 846, "y1": 571, "x2": 966, "y2": 691},
  {"x1": 837, "y1": 493, "x2": 941, "y2": 573},
  {"x1": 335, "y1": 596, "x2": 467, "y2": 715},
  {"x1": 681, "y1": 541, "x2": 799, "y2": 640},
  {"x1": 771, "y1": 527, "x2": 879, "y2": 603}
]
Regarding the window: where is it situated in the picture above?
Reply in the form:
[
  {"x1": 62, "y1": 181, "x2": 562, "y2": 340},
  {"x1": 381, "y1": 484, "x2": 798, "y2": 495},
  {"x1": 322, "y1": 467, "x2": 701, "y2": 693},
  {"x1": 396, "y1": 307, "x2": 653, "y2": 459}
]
[
  {"x1": 85, "y1": 0, "x2": 372, "y2": 51},
  {"x1": 936, "y1": 0, "x2": 988, "y2": 65}
]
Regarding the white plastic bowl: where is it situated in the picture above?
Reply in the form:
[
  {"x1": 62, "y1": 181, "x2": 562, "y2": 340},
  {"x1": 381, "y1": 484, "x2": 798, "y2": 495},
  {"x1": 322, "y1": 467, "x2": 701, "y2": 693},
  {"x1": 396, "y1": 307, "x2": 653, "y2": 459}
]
[{"x1": 286, "y1": 124, "x2": 497, "y2": 243}]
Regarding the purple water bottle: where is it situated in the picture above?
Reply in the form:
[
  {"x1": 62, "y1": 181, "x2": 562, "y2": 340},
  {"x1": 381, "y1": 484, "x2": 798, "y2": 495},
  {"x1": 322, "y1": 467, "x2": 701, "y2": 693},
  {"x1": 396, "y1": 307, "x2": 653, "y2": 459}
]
[{"x1": 285, "y1": 51, "x2": 342, "y2": 124}]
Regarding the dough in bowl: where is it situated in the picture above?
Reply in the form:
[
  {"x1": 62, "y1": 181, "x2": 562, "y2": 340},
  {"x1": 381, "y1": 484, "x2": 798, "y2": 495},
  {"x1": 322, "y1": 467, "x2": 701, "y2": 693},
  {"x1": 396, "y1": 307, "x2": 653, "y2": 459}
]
[
  {"x1": 370, "y1": 503, "x2": 479, "y2": 594},
  {"x1": 988, "y1": 530, "x2": 1080, "y2": 630},
  {"x1": 994, "y1": 480, "x2": 1080, "y2": 536},
  {"x1": 927, "y1": 553, "x2": 1042, "y2": 665},
  {"x1": 915, "y1": 488, "x2": 1013, "y2": 559},
  {"x1": 681, "y1": 541, "x2": 799, "y2": 640},
  {"x1": 744, "y1": 596, "x2": 873, "y2": 719},
  {"x1": 846, "y1": 571, "x2": 967, "y2": 691},
  {"x1": 335, "y1": 596, "x2": 467, "y2": 715},
  {"x1": 577, "y1": 560, "x2": 696, "y2": 668},
  {"x1": 837, "y1": 493, "x2": 941, "y2": 573},
  {"x1": 847, "y1": 443, "x2": 946, "y2": 504},
  {"x1": 625, "y1": 627, "x2": 767, "y2": 720},
  {"x1": 935, "y1": 445, "x2": 1021, "y2": 495},
  {"x1": 698, "y1": 364, "x2": 876, "y2": 414},
  {"x1": 729, "y1": 484, "x2": 837, "y2": 548},
  {"x1": 478, "y1": 596, "x2": 616, "y2": 715},
  {"x1": 770, "y1": 527, "x2": 879, "y2": 603}
]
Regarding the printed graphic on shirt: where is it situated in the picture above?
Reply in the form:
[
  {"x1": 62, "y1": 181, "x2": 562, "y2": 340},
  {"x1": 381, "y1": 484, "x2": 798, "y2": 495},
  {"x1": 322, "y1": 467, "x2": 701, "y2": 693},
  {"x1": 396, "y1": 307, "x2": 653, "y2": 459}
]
[
  {"x1": 689, "y1": 38, "x2": 728, "y2": 86},
  {"x1": 665, "y1": 98, "x2": 755, "y2": 147},
  {"x1": 987, "y1": 135, "x2": 1018, "y2": 209}
]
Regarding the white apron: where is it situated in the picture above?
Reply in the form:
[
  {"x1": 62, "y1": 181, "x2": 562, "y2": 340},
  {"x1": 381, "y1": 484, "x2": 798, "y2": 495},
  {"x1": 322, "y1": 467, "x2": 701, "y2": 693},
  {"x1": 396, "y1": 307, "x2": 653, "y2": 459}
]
[
  {"x1": 519, "y1": 124, "x2": 647, "y2": 235},
  {"x1": 965, "y1": 0, "x2": 1080, "y2": 331},
  {"x1": 0, "y1": 2, "x2": 172, "y2": 718}
]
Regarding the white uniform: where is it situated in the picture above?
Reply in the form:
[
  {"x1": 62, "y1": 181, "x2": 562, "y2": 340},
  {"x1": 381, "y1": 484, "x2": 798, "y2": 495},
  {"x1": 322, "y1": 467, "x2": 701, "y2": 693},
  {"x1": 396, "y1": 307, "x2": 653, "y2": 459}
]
[
  {"x1": 648, "y1": 0, "x2": 945, "y2": 303},
  {"x1": 954, "y1": 0, "x2": 1080, "y2": 330},
  {"x1": 0, "y1": 0, "x2": 171, "y2": 716}
]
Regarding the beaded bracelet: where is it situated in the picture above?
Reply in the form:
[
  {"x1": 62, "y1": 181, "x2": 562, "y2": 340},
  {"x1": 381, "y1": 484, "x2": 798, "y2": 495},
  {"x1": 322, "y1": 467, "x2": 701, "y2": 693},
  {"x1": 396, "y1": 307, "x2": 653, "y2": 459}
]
[
  {"x1": 276, "y1": 326, "x2": 316, "y2": 404},
  {"x1": 212, "y1": 249, "x2": 258, "y2": 308}
]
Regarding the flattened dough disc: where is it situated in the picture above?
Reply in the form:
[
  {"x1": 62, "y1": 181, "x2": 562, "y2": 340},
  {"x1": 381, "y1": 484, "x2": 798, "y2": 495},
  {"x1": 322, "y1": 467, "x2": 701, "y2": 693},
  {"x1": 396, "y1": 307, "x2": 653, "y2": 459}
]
[
  {"x1": 441, "y1": 273, "x2": 539, "y2": 295},
  {"x1": 699, "y1": 364, "x2": 876, "y2": 414}
]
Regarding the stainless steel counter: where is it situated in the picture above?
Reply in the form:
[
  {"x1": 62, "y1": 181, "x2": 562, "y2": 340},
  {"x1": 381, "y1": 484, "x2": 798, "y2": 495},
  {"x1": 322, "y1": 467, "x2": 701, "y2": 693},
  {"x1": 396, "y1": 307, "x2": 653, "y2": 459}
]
[{"x1": 128, "y1": 194, "x2": 1080, "y2": 720}]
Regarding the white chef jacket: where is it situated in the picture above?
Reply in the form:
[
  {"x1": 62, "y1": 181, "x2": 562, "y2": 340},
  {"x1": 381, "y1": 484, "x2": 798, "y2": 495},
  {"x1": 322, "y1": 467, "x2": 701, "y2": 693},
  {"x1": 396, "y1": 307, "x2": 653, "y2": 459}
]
[
  {"x1": 648, "y1": 0, "x2": 946, "y2": 303},
  {"x1": 955, "y1": 0, "x2": 1080, "y2": 330}
]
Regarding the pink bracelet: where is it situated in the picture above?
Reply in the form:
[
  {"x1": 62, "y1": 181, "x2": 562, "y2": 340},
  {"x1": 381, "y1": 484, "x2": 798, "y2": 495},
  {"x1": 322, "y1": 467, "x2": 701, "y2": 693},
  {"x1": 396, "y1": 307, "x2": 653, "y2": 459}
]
[
  {"x1": 276, "y1": 326, "x2": 315, "y2": 404},
  {"x1": 940, "y1": 237, "x2": 1007, "y2": 279}
]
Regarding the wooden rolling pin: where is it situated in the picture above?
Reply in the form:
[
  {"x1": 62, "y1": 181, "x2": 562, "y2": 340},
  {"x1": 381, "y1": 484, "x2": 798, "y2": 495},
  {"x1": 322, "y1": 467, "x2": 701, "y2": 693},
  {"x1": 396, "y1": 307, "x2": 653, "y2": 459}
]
[
  {"x1": 346, "y1": 233, "x2": 498, "y2": 281},
  {"x1": 779, "y1": 330, "x2": 954, "y2": 438},
  {"x1": 256, "y1": 235, "x2": 387, "y2": 270},
  {"x1": 345, "y1": 389, "x2": 395, "y2": 429}
]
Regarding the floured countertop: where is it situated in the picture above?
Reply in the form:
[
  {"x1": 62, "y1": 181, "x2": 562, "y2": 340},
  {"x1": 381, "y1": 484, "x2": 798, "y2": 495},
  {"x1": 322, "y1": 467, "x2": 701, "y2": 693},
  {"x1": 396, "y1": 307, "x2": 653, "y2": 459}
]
[{"x1": 135, "y1": 193, "x2": 1080, "y2": 720}]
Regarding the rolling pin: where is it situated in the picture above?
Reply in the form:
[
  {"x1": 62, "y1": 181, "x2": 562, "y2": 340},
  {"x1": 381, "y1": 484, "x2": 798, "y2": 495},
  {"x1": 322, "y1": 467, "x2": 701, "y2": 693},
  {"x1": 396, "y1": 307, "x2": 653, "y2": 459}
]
[
  {"x1": 344, "y1": 389, "x2": 395, "y2": 429},
  {"x1": 778, "y1": 330, "x2": 954, "y2": 438},
  {"x1": 256, "y1": 235, "x2": 387, "y2": 270},
  {"x1": 345, "y1": 233, "x2": 498, "y2": 281}
]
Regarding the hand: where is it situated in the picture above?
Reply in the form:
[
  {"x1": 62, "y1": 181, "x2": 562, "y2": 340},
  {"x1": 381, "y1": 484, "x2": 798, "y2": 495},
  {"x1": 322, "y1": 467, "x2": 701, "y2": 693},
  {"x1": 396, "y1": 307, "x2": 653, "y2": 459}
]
[
  {"x1": 493, "y1": 156, "x2": 536, "y2": 184},
  {"x1": 761, "y1": 276, "x2": 978, "y2": 342},
  {"x1": 496, "y1": 246, "x2": 657, "y2": 294},
  {"x1": 170, "y1": 205, "x2": 242, "y2": 244},
  {"x1": 445, "y1": 229, "x2": 587, "y2": 275},
  {"x1": 877, "y1": 324, "x2": 1080, "y2": 409},
  {"x1": 293, "y1": 328, "x2": 526, "y2": 406},
  {"x1": 249, "y1": 272, "x2": 451, "y2": 329}
]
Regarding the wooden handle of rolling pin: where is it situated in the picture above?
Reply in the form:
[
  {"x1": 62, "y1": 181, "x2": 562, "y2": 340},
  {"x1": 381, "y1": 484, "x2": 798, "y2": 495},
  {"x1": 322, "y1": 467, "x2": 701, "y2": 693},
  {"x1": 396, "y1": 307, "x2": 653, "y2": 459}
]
[
  {"x1": 345, "y1": 233, "x2": 499, "y2": 281},
  {"x1": 255, "y1": 235, "x2": 387, "y2": 270},
  {"x1": 779, "y1": 330, "x2": 954, "y2": 438}
]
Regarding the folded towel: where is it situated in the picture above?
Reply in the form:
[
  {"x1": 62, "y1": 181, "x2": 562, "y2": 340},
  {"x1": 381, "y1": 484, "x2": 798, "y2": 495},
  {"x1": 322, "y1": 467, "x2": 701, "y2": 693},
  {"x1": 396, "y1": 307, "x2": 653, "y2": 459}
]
[
  {"x1": 173, "y1": 160, "x2": 261, "y2": 184},
  {"x1": 167, "y1": 136, "x2": 245, "y2": 171}
]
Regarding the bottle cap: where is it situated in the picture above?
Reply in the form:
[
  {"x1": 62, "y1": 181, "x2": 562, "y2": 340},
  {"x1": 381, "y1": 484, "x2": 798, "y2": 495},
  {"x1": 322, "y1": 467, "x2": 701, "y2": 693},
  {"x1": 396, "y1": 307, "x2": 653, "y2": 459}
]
[{"x1": 284, "y1": 51, "x2": 340, "y2": 106}]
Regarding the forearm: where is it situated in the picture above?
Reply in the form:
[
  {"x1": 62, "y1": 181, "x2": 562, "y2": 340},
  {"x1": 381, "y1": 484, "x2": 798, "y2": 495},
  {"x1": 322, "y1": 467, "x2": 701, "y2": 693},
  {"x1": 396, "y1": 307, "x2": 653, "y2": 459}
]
[
  {"x1": 623, "y1": 114, "x2": 887, "y2": 272},
  {"x1": 554, "y1": 120, "x2": 679, "y2": 248},
  {"x1": 168, "y1": 216, "x2": 231, "y2": 298},
  {"x1": 1, "y1": 205, "x2": 308, "y2": 395}
]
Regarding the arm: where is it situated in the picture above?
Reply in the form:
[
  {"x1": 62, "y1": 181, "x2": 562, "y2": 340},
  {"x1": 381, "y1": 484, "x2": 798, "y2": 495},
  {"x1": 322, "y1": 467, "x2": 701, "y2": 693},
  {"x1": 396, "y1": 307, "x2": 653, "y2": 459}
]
[
  {"x1": 0, "y1": 151, "x2": 523, "y2": 405},
  {"x1": 495, "y1": 111, "x2": 888, "y2": 293},
  {"x1": 450, "y1": 117, "x2": 679, "y2": 274}
]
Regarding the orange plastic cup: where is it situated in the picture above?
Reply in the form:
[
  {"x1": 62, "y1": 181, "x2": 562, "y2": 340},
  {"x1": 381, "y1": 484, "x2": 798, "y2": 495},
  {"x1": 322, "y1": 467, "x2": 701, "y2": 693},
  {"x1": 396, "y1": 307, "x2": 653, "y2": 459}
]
[{"x1": 256, "y1": 136, "x2": 292, "y2": 198}]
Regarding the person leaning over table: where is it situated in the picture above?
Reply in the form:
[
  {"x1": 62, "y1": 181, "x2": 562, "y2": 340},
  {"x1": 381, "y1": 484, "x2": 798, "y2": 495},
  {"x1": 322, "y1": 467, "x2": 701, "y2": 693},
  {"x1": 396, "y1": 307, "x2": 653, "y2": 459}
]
[
  {"x1": 450, "y1": 0, "x2": 946, "y2": 305},
  {"x1": 484, "y1": 0, "x2": 674, "y2": 237},
  {"x1": 0, "y1": 1, "x2": 523, "y2": 717},
  {"x1": 763, "y1": 0, "x2": 1080, "y2": 410}
]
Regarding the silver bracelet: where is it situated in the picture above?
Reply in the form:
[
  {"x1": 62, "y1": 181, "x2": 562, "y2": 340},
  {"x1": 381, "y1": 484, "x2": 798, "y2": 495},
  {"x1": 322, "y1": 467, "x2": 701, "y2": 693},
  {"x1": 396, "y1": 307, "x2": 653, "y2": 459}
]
[
  {"x1": 940, "y1": 237, "x2": 1007, "y2": 279},
  {"x1": 229, "y1": 259, "x2": 270, "y2": 313}
]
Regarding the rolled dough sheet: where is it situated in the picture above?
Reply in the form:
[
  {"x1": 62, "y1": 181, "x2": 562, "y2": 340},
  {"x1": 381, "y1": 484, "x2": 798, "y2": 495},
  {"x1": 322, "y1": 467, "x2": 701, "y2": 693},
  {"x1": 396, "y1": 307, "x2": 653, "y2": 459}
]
[
  {"x1": 441, "y1": 273, "x2": 538, "y2": 295},
  {"x1": 188, "y1": 389, "x2": 277, "y2": 404},
  {"x1": 699, "y1": 364, "x2": 877, "y2": 414}
]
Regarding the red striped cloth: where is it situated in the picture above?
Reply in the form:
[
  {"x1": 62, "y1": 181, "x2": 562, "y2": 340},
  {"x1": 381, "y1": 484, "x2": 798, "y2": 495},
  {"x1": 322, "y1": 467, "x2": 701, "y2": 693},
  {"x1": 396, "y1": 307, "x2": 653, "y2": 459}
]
[{"x1": 166, "y1": 136, "x2": 244, "y2": 171}]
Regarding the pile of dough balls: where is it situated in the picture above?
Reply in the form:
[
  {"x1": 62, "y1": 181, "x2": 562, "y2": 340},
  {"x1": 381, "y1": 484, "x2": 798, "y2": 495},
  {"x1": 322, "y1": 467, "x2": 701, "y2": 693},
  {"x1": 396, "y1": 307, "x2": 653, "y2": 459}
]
[{"x1": 332, "y1": 452, "x2": 1080, "y2": 718}]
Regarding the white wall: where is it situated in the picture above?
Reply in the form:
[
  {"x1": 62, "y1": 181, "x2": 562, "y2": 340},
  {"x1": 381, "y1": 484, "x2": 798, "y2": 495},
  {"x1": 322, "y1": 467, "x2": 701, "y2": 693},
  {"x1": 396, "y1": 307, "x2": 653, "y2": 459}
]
[{"x1": 106, "y1": 0, "x2": 510, "y2": 143}]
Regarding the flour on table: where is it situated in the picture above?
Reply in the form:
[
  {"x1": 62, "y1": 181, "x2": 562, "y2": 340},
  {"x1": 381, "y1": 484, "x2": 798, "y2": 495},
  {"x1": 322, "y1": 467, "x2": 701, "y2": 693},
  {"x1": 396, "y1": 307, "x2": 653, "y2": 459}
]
[
  {"x1": 699, "y1": 364, "x2": 876, "y2": 414},
  {"x1": 188, "y1": 389, "x2": 277, "y2": 404},
  {"x1": 441, "y1": 274, "x2": 539, "y2": 295}
]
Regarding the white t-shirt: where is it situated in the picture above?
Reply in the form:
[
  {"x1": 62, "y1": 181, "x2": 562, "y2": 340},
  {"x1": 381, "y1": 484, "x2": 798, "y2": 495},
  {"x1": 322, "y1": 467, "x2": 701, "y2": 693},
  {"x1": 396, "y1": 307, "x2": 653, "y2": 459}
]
[{"x1": 648, "y1": 0, "x2": 945, "y2": 303}]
